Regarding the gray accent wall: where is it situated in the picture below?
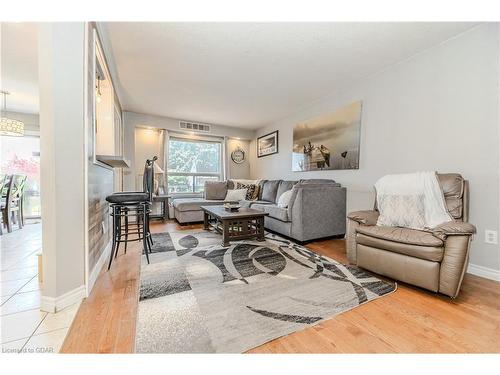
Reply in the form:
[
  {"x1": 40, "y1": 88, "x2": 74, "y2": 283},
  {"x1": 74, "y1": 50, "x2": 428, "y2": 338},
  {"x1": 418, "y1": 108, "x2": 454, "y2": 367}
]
[{"x1": 250, "y1": 24, "x2": 500, "y2": 272}]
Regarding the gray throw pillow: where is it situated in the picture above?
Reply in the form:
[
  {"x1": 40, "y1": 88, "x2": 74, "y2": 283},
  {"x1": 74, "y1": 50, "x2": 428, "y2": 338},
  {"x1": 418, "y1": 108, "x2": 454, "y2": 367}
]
[{"x1": 204, "y1": 181, "x2": 228, "y2": 200}]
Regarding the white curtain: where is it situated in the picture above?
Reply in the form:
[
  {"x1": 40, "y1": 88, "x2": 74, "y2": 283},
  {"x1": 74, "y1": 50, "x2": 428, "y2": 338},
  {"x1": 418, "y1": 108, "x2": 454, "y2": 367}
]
[
  {"x1": 223, "y1": 135, "x2": 230, "y2": 181},
  {"x1": 160, "y1": 129, "x2": 169, "y2": 194}
]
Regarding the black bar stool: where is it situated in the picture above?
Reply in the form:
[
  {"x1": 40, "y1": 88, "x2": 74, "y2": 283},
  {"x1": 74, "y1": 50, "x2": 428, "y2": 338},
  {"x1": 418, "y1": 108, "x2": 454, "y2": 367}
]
[{"x1": 105, "y1": 157, "x2": 157, "y2": 270}]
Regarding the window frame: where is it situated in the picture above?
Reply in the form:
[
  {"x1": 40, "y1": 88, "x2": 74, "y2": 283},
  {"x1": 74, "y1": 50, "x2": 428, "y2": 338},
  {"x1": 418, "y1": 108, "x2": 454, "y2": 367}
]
[{"x1": 167, "y1": 134, "x2": 224, "y2": 195}]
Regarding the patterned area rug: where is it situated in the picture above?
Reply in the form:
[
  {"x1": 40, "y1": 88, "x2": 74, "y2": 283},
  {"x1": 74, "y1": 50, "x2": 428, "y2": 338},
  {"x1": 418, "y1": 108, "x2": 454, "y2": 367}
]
[{"x1": 135, "y1": 229, "x2": 396, "y2": 353}]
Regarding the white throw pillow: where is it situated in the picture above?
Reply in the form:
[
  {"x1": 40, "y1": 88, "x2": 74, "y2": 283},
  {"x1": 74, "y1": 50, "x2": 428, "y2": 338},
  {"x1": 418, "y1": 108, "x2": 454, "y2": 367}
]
[
  {"x1": 277, "y1": 190, "x2": 293, "y2": 208},
  {"x1": 376, "y1": 194, "x2": 426, "y2": 229},
  {"x1": 225, "y1": 188, "x2": 247, "y2": 202}
]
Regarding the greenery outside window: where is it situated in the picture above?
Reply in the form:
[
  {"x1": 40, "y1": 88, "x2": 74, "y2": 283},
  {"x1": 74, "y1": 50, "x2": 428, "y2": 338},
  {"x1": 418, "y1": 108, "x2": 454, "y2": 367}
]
[{"x1": 167, "y1": 137, "x2": 222, "y2": 194}]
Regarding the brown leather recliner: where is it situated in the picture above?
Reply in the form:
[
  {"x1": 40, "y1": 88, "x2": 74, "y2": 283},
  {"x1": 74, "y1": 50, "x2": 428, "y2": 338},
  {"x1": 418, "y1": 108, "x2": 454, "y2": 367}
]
[{"x1": 347, "y1": 173, "x2": 476, "y2": 298}]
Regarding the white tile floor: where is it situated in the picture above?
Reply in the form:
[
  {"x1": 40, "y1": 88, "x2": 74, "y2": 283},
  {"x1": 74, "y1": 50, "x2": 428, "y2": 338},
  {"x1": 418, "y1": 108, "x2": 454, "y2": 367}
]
[{"x1": 0, "y1": 222, "x2": 80, "y2": 354}]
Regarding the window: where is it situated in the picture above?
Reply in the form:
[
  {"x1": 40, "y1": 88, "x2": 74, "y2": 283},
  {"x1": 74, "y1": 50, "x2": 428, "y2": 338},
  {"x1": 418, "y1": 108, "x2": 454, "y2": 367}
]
[
  {"x1": 0, "y1": 135, "x2": 41, "y2": 218},
  {"x1": 167, "y1": 137, "x2": 222, "y2": 194}
]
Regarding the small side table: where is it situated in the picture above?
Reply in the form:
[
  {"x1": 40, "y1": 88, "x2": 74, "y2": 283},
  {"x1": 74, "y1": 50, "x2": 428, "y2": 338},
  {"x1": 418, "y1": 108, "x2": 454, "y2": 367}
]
[{"x1": 152, "y1": 194, "x2": 171, "y2": 221}]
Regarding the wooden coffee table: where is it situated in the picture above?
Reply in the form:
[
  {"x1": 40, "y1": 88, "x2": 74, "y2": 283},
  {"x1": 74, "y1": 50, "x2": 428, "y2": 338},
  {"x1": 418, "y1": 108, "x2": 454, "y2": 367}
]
[{"x1": 201, "y1": 205, "x2": 269, "y2": 247}]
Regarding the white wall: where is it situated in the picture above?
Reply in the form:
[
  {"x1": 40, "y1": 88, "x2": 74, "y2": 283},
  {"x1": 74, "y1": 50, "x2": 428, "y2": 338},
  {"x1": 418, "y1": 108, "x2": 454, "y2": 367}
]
[
  {"x1": 227, "y1": 138, "x2": 251, "y2": 180},
  {"x1": 134, "y1": 127, "x2": 162, "y2": 188},
  {"x1": 250, "y1": 24, "x2": 500, "y2": 272},
  {"x1": 123, "y1": 111, "x2": 255, "y2": 191},
  {"x1": 38, "y1": 23, "x2": 86, "y2": 310}
]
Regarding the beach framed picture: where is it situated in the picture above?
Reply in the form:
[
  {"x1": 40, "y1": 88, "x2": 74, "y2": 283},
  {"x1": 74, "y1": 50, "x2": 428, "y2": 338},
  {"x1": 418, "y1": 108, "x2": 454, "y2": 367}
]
[
  {"x1": 292, "y1": 101, "x2": 362, "y2": 171},
  {"x1": 257, "y1": 130, "x2": 279, "y2": 158}
]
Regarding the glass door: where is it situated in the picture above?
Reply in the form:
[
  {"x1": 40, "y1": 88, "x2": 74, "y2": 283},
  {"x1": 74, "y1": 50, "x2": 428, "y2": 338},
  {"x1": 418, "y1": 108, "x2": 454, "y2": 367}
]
[{"x1": 0, "y1": 135, "x2": 41, "y2": 218}]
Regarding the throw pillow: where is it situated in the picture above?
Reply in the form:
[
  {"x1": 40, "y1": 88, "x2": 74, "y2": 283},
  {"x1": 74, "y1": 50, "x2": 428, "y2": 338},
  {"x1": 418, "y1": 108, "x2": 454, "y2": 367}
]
[
  {"x1": 277, "y1": 190, "x2": 293, "y2": 208},
  {"x1": 225, "y1": 188, "x2": 247, "y2": 202},
  {"x1": 236, "y1": 182, "x2": 260, "y2": 200},
  {"x1": 204, "y1": 181, "x2": 228, "y2": 200},
  {"x1": 376, "y1": 194, "x2": 426, "y2": 229}
]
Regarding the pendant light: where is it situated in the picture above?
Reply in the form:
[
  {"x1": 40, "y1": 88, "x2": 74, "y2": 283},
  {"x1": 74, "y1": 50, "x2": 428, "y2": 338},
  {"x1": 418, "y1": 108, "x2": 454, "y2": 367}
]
[{"x1": 0, "y1": 91, "x2": 25, "y2": 137}]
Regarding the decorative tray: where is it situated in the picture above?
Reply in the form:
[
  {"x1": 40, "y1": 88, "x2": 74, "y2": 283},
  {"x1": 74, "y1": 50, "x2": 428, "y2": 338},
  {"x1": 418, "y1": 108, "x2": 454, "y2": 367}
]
[{"x1": 224, "y1": 204, "x2": 241, "y2": 212}]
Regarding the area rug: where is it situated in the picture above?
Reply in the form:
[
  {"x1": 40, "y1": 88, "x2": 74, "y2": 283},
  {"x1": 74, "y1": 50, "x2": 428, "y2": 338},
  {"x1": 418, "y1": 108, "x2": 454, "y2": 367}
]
[{"x1": 135, "y1": 229, "x2": 396, "y2": 353}]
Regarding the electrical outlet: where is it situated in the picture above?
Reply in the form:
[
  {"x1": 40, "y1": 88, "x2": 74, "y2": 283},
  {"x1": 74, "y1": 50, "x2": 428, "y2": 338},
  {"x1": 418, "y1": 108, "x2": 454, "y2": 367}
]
[{"x1": 485, "y1": 230, "x2": 498, "y2": 245}]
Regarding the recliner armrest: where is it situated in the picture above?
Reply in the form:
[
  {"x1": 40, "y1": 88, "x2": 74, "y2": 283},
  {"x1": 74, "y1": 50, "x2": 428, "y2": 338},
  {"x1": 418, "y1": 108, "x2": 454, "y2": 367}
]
[
  {"x1": 347, "y1": 210, "x2": 379, "y2": 226},
  {"x1": 431, "y1": 221, "x2": 476, "y2": 241}
]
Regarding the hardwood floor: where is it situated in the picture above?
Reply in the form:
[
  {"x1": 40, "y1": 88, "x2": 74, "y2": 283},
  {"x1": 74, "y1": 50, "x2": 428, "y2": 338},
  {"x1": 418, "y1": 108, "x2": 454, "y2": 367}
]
[{"x1": 61, "y1": 220, "x2": 500, "y2": 353}]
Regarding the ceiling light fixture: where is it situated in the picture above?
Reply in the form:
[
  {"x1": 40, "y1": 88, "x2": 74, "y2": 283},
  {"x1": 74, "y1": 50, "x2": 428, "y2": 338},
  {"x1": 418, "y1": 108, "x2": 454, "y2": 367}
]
[{"x1": 0, "y1": 91, "x2": 24, "y2": 137}]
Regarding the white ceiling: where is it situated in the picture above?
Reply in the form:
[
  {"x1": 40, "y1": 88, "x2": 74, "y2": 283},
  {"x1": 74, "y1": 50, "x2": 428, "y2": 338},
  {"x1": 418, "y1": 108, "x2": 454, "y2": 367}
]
[
  {"x1": 1, "y1": 22, "x2": 38, "y2": 114},
  {"x1": 0, "y1": 22, "x2": 477, "y2": 123},
  {"x1": 104, "y1": 22, "x2": 476, "y2": 129}
]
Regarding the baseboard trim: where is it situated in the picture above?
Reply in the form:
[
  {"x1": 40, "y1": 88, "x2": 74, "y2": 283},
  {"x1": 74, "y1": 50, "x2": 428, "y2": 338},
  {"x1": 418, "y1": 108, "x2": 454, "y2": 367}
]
[
  {"x1": 467, "y1": 263, "x2": 500, "y2": 281},
  {"x1": 87, "y1": 240, "x2": 113, "y2": 295},
  {"x1": 40, "y1": 285, "x2": 86, "y2": 313}
]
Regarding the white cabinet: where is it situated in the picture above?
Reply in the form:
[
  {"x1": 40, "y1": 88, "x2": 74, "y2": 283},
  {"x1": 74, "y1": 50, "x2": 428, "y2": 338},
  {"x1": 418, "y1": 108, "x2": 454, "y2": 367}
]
[{"x1": 94, "y1": 31, "x2": 115, "y2": 157}]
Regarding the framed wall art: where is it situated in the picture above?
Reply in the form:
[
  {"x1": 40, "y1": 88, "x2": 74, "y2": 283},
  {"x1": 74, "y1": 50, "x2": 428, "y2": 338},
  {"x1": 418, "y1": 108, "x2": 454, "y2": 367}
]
[
  {"x1": 257, "y1": 130, "x2": 279, "y2": 158},
  {"x1": 292, "y1": 101, "x2": 362, "y2": 171}
]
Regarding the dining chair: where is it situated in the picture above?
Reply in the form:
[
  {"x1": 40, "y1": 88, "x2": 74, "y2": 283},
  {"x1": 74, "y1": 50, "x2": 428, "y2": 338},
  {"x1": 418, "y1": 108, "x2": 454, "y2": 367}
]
[{"x1": 1, "y1": 174, "x2": 26, "y2": 233}]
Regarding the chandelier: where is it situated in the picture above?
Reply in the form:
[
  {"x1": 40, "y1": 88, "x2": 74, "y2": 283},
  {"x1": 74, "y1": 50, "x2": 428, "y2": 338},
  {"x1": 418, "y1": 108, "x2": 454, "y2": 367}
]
[{"x1": 0, "y1": 91, "x2": 25, "y2": 137}]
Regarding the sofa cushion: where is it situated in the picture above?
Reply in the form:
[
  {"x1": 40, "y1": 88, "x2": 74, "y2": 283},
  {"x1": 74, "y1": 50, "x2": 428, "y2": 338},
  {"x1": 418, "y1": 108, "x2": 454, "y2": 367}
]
[
  {"x1": 297, "y1": 180, "x2": 341, "y2": 188},
  {"x1": 437, "y1": 173, "x2": 464, "y2": 220},
  {"x1": 204, "y1": 181, "x2": 227, "y2": 200},
  {"x1": 172, "y1": 198, "x2": 235, "y2": 212},
  {"x1": 261, "y1": 180, "x2": 281, "y2": 203},
  {"x1": 299, "y1": 179, "x2": 336, "y2": 184},
  {"x1": 239, "y1": 200, "x2": 274, "y2": 208},
  {"x1": 356, "y1": 225, "x2": 443, "y2": 247},
  {"x1": 438, "y1": 173, "x2": 464, "y2": 199},
  {"x1": 275, "y1": 181, "x2": 297, "y2": 203},
  {"x1": 252, "y1": 203, "x2": 290, "y2": 222},
  {"x1": 445, "y1": 197, "x2": 463, "y2": 219},
  {"x1": 356, "y1": 226, "x2": 444, "y2": 262}
]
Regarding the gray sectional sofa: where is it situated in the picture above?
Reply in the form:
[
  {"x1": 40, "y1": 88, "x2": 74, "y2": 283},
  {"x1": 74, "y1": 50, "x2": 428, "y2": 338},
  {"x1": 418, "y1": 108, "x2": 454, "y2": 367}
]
[{"x1": 171, "y1": 178, "x2": 346, "y2": 242}]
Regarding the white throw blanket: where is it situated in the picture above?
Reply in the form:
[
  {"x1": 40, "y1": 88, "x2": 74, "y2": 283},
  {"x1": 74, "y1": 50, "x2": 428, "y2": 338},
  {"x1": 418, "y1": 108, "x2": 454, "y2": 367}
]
[{"x1": 374, "y1": 171, "x2": 453, "y2": 230}]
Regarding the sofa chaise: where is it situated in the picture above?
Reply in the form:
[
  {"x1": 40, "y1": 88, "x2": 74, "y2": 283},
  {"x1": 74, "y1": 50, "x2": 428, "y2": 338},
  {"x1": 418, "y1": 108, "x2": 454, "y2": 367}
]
[{"x1": 171, "y1": 179, "x2": 260, "y2": 224}]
